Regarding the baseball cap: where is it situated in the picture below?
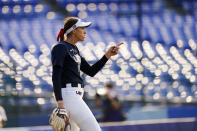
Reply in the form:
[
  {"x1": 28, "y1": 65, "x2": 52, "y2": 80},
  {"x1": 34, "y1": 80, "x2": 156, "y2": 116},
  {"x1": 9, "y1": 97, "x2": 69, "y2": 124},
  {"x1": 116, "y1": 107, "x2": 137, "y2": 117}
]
[{"x1": 65, "y1": 19, "x2": 92, "y2": 35}]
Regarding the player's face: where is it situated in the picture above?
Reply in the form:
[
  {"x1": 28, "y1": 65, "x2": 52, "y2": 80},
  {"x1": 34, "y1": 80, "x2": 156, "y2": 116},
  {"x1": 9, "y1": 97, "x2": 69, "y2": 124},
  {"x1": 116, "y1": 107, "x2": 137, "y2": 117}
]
[{"x1": 75, "y1": 27, "x2": 86, "y2": 41}]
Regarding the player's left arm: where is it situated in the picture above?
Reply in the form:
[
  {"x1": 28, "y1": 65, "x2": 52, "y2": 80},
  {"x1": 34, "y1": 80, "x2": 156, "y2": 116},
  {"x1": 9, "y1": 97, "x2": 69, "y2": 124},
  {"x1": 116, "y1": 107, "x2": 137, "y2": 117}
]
[
  {"x1": 80, "y1": 42, "x2": 124, "y2": 77},
  {"x1": 105, "y1": 42, "x2": 124, "y2": 59}
]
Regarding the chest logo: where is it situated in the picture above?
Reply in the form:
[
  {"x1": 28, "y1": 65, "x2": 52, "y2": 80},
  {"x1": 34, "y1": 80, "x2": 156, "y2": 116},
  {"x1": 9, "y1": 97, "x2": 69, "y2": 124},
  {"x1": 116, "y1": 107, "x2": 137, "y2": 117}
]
[{"x1": 73, "y1": 54, "x2": 81, "y2": 64}]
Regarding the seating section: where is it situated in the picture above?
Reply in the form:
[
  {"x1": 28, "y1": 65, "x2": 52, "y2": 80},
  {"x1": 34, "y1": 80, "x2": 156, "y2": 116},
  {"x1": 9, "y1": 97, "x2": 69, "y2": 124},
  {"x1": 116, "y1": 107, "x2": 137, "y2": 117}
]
[{"x1": 0, "y1": 0, "x2": 196, "y2": 107}]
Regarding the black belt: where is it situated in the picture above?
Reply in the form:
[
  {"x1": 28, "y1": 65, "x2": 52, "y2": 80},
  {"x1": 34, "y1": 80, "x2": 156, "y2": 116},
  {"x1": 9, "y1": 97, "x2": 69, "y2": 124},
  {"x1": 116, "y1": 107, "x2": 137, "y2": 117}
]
[{"x1": 64, "y1": 83, "x2": 84, "y2": 88}]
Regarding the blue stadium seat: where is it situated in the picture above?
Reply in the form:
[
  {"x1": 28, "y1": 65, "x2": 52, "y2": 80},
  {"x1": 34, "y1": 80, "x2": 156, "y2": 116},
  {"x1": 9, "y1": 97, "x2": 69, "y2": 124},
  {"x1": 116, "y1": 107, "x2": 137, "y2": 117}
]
[{"x1": 0, "y1": 0, "x2": 196, "y2": 104}]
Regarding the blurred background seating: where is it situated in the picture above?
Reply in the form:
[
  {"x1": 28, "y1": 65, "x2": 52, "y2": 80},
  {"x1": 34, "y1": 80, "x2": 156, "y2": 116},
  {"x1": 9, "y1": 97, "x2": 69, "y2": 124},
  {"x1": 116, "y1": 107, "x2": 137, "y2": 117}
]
[{"x1": 0, "y1": 0, "x2": 196, "y2": 128}]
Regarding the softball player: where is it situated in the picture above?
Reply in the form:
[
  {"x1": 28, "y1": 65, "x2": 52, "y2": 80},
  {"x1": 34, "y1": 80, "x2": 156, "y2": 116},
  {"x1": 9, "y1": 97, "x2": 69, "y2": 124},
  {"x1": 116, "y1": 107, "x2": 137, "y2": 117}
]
[{"x1": 51, "y1": 16, "x2": 123, "y2": 131}]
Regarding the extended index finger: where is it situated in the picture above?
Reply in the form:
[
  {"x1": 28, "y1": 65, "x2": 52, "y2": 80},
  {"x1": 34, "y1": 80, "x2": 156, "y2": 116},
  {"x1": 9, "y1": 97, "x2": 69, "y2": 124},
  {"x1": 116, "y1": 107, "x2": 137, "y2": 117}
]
[{"x1": 117, "y1": 42, "x2": 124, "y2": 47}]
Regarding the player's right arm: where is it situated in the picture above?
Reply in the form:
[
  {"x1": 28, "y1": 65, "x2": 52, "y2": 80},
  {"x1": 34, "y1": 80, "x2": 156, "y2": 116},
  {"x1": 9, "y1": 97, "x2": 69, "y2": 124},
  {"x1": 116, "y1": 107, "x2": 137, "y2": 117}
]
[
  {"x1": 52, "y1": 65, "x2": 64, "y2": 108},
  {"x1": 51, "y1": 44, "x2": 66, "y2": 108}
]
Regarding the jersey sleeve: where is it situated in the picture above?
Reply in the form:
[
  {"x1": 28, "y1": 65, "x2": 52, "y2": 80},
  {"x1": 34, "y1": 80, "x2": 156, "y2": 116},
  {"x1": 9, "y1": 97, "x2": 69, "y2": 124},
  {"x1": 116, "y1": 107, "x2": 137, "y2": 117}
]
[
  {"x1": 52, "y1": 66, "x2": 63, "y2": 101},
  {"x1": 51, "y1": 44, "x2": 67, "y2": 101},
  {"x1": 51, "y1": 44, "x2": 67, "y2": 67},
  {"x1": 80, "y1": 55, "x2": 108, "y2": 77}
]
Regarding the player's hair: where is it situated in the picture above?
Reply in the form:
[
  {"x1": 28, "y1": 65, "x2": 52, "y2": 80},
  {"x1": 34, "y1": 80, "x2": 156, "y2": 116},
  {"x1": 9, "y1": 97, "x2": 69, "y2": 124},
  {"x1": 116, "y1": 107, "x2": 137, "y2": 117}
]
[
  {"x1": 57, "y1": 17, "x2": 78, "y2": 41},
  {"x1": 64, "y1": 17, "x2": 78, "y2": 34}
]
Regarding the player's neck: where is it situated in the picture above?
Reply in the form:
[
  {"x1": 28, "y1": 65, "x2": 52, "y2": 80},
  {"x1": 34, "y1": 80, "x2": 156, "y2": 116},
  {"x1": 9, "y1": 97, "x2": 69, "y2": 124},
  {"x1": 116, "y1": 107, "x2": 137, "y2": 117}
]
[{"x1": 65, "y1": 37, "x2": 78, "y2": 45}]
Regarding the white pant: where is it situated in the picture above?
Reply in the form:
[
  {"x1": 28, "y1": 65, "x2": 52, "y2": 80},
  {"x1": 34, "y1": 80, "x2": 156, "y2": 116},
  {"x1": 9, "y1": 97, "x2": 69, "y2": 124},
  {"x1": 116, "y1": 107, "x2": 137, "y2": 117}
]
[{"x1": 61, "y1": 86, "x2": 101, "y2": 131}]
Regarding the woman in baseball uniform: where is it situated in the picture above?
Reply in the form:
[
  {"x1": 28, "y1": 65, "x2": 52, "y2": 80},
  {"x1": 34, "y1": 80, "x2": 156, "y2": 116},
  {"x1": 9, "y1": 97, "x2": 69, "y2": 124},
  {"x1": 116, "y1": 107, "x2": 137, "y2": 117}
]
[{"x1": 51, "y1": 16, "x2": 123, "y2": 131}]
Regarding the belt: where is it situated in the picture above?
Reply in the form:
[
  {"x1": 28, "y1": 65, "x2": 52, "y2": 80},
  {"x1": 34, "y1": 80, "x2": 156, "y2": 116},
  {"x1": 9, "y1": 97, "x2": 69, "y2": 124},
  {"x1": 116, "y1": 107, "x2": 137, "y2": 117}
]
[{"x1": 64, "y1": 83, "x2": 84, "y2": 88}]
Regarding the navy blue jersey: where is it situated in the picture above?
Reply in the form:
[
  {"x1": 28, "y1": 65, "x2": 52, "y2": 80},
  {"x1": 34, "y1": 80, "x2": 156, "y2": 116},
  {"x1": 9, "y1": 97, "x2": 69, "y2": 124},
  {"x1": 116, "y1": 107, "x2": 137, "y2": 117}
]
[{"x1": 51, "y1": 41, "x2": 108, "y2": 101}]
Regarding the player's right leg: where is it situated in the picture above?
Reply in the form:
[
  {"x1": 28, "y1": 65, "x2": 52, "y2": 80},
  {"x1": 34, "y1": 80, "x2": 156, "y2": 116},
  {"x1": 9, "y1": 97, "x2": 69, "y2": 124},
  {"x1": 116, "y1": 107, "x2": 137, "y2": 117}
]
[
  {"x1": 62, "y1": 87, "x2": 101, "y2": 131},
  {"x1": 69, "y1": 117, "x2": 80, "y2": 131},
  {"x1": 72, "y1": 99, "x2": 101, "y2": 131}
]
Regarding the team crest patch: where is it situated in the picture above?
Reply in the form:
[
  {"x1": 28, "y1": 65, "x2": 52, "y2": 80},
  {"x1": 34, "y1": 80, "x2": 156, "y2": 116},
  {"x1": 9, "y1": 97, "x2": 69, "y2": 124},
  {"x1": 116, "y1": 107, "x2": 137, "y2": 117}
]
[{"x1": 73, "y1": 54, "x2": 81, "y2": 64}]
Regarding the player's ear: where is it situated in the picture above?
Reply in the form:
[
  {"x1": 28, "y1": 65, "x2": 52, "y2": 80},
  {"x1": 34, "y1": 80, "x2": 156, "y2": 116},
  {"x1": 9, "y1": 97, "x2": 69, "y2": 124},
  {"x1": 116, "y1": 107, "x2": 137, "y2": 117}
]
[{"x1": 72, "y1": 29, "x2": 77, "y2": 34}]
